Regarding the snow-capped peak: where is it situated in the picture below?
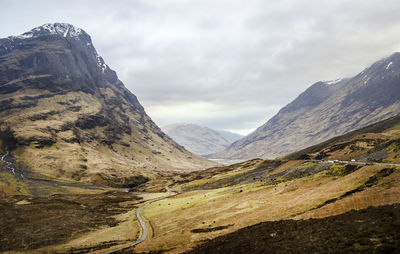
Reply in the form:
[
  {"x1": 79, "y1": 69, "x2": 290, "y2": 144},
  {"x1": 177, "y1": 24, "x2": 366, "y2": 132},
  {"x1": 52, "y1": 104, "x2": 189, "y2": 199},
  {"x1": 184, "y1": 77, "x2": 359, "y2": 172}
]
[
  {"x1": 41, "y1": 23, "x2": 82, "y2": 37},
  {"x1": 12, "y1": 23, "x2": 84, "y2": 40},
  {"x1": 323, "y1": 78, "x2": 342, "y2": 85},
  {"x1": 3, "y1": 23, "x2": 110, "y2": 75}
]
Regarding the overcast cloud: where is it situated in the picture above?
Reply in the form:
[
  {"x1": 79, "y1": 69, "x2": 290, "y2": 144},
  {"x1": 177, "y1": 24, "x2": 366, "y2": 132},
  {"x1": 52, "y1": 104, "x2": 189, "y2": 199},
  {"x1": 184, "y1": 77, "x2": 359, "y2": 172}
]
[{"x1": 1, "y1": 0, "x2": 400, "y2": 134}]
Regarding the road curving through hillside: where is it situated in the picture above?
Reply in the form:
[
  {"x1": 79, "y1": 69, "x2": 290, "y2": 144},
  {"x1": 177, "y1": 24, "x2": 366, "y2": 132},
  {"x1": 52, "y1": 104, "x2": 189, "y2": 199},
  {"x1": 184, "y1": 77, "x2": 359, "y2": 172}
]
[
  {"x1": 104, "y1": 185, "x2": 175, "y2": 254},
  {"x1": 310, "y1": 159, "x2": 400, "y2": 167},
  {"x1": 103, "y1": 204, "x2": 149, "y2": 254}
]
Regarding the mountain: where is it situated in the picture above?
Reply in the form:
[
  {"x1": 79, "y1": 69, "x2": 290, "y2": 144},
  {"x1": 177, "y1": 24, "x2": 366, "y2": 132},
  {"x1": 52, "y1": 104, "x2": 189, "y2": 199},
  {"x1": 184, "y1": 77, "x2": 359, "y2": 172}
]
[
  {"x1": 215, "y1": 52, "x2": 400, "y2": 160},
  {"x1": 162, "y1": 123, "x2": 241, "y2": 156},
  {"x1": 0, "y1": 23, "x2": 215, "y2": 187},
  {"x1": 215, "y1": 130, "x2": 243, "y2": 143}
]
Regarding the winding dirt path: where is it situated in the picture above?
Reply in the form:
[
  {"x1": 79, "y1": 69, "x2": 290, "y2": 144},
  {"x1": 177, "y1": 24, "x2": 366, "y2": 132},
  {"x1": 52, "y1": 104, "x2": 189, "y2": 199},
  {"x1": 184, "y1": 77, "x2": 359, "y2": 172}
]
[
  {"x1": 104, "y1": 186, "x2": 174, "y2": 253},
  {"x1": 103, "y1": 204, "x2": 149, "y2": 254}
]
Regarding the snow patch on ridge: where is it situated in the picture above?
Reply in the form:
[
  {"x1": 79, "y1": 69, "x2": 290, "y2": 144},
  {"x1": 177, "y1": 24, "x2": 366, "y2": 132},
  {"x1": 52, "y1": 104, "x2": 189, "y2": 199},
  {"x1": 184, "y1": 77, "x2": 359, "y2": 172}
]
[
  {"x1": 42, "y1": 23, "x2": 82, "y2": 37},
  {"x1": 63, "y1": 26, "x2": 70, "y2": 37},
  {"x1": 324, "y1": 78, "x2": 342, "y2": 85},
  {"x1": 362, "y1": 75, "x2": 370, "y2": 85},
  {"x1": 386, "y1": 61, "x2": 393, "y2": 70},
  {"x1": 15, "y1": 33, "x2": 33, "y2": 39},
  {"x1": 96, "y1": 55, "x2": 108, "y2": 73}
]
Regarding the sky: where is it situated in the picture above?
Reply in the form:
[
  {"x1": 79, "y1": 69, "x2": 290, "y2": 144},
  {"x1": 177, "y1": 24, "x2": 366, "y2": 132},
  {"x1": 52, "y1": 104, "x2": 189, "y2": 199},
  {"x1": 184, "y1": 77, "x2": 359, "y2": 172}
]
[{"x1": 1, "y1": 0, "x2": 400, "y2": 135}]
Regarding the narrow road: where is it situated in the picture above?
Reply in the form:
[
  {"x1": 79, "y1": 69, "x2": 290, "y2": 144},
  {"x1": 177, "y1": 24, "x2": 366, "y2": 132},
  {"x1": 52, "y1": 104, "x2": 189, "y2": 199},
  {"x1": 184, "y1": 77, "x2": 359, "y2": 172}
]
[
  {"x1": 103, "y1": 204, "x2": 149, "y2": 254},
  {"x1": 312, "y1": 159, "x2": 400, "y2": 167},
  {"x1": 104, "y1": 185, "x2": 174, "y2": 254}
]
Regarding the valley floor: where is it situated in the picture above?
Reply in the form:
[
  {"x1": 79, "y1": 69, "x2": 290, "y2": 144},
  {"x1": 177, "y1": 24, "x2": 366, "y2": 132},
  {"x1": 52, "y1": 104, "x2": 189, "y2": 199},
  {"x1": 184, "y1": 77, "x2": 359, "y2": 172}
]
[{"x1": 1, "y1": 157, "x2": 400, "y2": 253}]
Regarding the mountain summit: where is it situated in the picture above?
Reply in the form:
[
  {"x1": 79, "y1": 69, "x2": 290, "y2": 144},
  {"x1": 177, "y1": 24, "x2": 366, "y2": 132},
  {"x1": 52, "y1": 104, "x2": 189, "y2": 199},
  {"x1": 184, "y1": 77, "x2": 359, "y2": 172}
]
[
  {"x1": 1, "y1": 23, "x2": 112, "y2": 81},
  {"x1": 0, "y1": 23, "x2": 214, "y2": 187},
  {"x1": 10, "y1": 23, "x2": 86, "y2": 40},
  {"x1": 215, "y1": 52, "x2": 400, "y2": 160}
]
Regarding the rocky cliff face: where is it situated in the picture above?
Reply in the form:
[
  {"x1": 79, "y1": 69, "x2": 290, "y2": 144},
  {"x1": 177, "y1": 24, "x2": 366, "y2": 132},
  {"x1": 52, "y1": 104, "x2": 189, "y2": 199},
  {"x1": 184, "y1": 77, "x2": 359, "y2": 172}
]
[
  {"x1": 162, "y1": 123, "x2": 240, "y2": 156},
  {"x1": 0, "y1": 23, "x2": 215, "y2": 187},
  {"x1": 215, "y1": 52, "x2": 400, "y2": 160}
]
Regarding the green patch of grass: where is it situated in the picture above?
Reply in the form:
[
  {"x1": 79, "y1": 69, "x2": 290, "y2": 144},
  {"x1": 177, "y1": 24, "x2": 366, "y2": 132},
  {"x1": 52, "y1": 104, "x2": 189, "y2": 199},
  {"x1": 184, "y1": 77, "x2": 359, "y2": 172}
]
[
  {"x1": 274, "y1": 177, "x2": 287, "y2": 183},
  {"x1": 303, "y1": 162, "x2": 318, "y2": 168},
  {"x1": 0, "y1": 172, "x2": 30, "y2": 194},
  {"x1": 353, "y1": 242, "x2": 362, "y2": 250},
  {"x1": 330, "y1": 164, "x2": 347, "y2": 176},
  {"x1": 386, "y1": 142, "x2": 399, "y2": 153},
  {"x1": 326, "y1": 163, "x2": 361, "y2": 177}
]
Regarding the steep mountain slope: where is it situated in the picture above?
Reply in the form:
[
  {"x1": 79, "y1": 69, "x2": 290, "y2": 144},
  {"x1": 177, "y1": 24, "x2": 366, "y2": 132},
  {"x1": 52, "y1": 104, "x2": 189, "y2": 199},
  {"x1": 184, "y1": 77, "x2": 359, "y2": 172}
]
[
  {"x1": 0, "y1": 23, "x2": 215, "y2": 187},
  {"x1": 216, "y1": 52, "x2": 400, "y2": 159},
  {"x1": 284, "y1": 114, "x2": 400, "y2": 163},
  {"x1": 162, "y1": 123, "x2": 239, "y2": 156},
  {"x1": 215, "y1": 130, "x2": 243, "y2": 143}
]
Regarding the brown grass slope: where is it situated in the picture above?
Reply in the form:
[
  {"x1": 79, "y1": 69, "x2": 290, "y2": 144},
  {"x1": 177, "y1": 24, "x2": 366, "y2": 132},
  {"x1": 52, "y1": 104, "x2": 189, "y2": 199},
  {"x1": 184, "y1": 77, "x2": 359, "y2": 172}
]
[
  {"x1": 2, "y1": 118, "x2": 400, "y2": 253},
  {"x1": 124, "y1": 118, "x2": 400, "y2": 253},
  {"x1": 187, "y1": 204, "x2": 400, "y2": 254},
  {"x1": 0, "y1": 192, "x2": 142, "y2": 252}
]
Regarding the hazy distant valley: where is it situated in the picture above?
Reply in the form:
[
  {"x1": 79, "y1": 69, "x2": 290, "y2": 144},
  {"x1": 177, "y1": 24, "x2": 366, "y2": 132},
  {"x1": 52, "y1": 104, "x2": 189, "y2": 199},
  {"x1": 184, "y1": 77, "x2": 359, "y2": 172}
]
[
  {"x1": 1, "y1": 23, "x2": 400, "y2": 254},
  {"x1": 162, "y1": 123, "x2": 243, "y2": 156}
]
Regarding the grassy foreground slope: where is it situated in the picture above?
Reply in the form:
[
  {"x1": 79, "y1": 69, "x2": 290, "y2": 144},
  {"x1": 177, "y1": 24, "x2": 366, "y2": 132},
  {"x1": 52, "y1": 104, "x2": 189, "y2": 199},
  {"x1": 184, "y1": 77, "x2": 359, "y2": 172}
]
[
  {"x1": 188, "y1": 204, "x2": 400, "y2": 254},
  {"x1": 2, "y1": 115, "x2": 400, "y2": 253},
  {"x1": 130, "y1": 161, "x2": 400, "y2": 253},
  {"x1": 126, "y1": 116, "x2": 400, "y2": 253}
]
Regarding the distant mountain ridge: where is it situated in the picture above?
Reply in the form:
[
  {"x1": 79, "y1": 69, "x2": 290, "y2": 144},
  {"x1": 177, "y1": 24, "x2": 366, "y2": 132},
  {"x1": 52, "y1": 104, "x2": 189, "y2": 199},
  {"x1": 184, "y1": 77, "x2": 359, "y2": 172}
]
[
  {"x1": 0, "y1": 23, "x2": 215, "y2": 187},
  {"x1": 162, "y1": 123, "x2": 243, "y2": 156},
  {"x1": 214, "y1": 52, "x2": 400, "y2": 160},
  {"x1": 215, "y1": 130, "x2": 244, "y2": 143}
]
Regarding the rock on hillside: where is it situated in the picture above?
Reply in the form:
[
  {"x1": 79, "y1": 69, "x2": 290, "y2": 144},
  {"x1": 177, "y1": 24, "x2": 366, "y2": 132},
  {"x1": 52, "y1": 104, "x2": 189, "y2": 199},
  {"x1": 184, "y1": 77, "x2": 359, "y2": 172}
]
[
  {"x1": 215, "y1": 52, "x2": 400, "y2": 160},
  {"x1": 0, "y1": 23, "x2": 215, "y2": 187}
]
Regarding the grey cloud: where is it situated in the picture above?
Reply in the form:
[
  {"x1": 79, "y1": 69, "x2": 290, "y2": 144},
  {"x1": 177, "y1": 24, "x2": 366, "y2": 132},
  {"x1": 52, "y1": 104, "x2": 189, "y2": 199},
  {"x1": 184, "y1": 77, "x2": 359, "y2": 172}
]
[{"x1": 1, "y1": 0, "x2": 400, "y2": 134}]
